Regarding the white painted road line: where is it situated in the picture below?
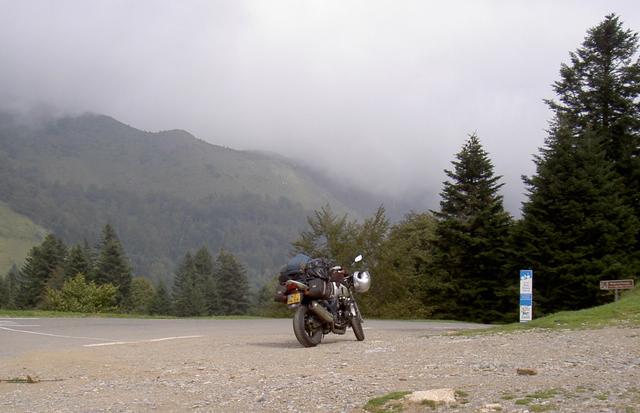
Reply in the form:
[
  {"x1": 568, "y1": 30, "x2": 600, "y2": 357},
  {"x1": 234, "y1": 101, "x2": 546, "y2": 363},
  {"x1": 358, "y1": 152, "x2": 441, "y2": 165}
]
[
  {"x1": 83, "y1": 335, "x2": 204, "y2": 347},
  {"x1": 0, "y1": 326, "x2": 112, "y2": 342}
]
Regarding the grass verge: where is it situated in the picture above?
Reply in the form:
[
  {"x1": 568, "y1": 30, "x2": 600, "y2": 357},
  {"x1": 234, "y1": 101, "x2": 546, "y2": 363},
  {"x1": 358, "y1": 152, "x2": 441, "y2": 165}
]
[{"x1": 463, "y1": 286, "x2": 640, "y2": 335}]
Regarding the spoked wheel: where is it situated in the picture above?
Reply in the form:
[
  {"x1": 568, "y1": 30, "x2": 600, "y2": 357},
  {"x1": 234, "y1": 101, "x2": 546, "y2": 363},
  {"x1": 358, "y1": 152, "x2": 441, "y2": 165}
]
[
  {"x1": 293, "y1": 305, "x2": 323, "y2": 347},
  {"x1": 351, "y1": 313, "x2": 365, "y2": 341}
]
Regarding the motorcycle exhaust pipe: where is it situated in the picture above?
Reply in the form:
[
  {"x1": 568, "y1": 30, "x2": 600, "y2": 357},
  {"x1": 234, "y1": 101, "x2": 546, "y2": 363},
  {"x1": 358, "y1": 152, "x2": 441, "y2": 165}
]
[{"x1": 309, "y1": 301, "x2": 334, "y2": 324}]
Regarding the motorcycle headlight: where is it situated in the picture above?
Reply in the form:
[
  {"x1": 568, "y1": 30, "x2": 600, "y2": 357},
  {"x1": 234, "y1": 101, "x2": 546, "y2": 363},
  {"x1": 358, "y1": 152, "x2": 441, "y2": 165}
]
[{"x1": 353, "y1": 271, "x2": 371, "y2": 293}]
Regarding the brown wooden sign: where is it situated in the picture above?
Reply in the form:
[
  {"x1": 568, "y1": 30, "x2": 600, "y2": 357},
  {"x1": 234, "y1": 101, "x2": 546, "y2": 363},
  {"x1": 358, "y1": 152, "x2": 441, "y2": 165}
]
[{"x1": 600, "y1": 279, "x2": 635, "y2": 290}]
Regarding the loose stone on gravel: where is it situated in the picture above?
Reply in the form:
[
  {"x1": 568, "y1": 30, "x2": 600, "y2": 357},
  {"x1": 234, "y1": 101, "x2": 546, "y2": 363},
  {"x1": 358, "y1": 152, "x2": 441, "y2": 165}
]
[{"x1": 406, "y1": 388, "x2": 457, "y2": 404}]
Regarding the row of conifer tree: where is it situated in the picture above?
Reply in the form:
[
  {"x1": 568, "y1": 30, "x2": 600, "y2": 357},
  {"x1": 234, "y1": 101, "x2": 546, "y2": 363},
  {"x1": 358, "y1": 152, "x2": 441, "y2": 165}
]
[{"x1": 0, "y1": 224, "x2": 251, "y2": 316}]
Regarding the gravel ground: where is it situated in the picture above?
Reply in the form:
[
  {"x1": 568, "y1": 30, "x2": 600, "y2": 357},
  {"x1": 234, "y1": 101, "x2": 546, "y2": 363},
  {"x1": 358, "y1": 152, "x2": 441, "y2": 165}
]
[{"x1": 1, "y1": 322, "x2": 639, "y2": 412}]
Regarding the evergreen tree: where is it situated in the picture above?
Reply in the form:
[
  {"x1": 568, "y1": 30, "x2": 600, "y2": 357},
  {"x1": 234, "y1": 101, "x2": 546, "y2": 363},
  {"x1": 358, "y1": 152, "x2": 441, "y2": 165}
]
[
  {"x1": 171, "y1": 252, "x2": 207, "y2": 316},
  {"x1": 94, "y1": 224, "x2": 132, "y2": 306},
  {"x1": 2, "y1": 265, "x2": 20, "y2": 309},
  {"x1": 427, "y1": 134, "x2": 513, "y2": 322},
  {"x1": 149, "y1": 281, "x2": 172, "y2": 315},
  {"x1": 16, "y1": 234, "x2": 67, "y2": 309},
  {"x1": 193, "y1": 247, "x2": 218, "y2": 315},
  {"x1": 518, "y1": 15, "x2": 640, "y2": 315},
  {"x1": 215, "y1": 250, "x2": 250, "y2": 315},
  {"x1": 0, "y1": 272, "x2": 7, "y2": 308},
  {"x1": 64, "y1": 244, "x2": 94, "y2": 280},
  {"x1": 518, "y1": 126, "x2": 638, "y2": 314},
  {"x1": 547, "y1": 14, "x2": 640, "y2": 225}
]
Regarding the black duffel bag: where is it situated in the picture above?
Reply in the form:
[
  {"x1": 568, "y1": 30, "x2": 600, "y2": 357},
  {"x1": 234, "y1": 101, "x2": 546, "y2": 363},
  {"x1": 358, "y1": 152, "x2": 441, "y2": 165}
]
[{"x1": 304, "y1": 258, "x2": 331, "y2": 280}]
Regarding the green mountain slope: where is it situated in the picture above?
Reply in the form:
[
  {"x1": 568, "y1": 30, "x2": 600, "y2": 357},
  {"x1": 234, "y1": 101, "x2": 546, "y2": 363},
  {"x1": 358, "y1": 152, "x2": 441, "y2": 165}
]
[
  {"x1": 0, "y1": 111, "x2": 363, "y2": 286},
  {"x1": 0, "y1": 113, "x2": 353, "y2": 211},
  {"x1": 0, "y1": 202, "x2": 47, "y2": 274}
]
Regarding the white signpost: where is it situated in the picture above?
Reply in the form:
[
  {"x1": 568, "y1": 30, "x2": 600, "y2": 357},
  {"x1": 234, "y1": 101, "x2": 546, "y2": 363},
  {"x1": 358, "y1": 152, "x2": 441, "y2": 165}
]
[{"x1": 520, "y1": 270, "x2": 533, "y2": 322}]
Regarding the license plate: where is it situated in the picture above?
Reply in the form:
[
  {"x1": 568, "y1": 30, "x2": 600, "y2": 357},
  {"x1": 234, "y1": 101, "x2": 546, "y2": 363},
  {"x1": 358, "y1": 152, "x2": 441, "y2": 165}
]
[{"x1": 287, "y1": 292, "x2": 301, "y2": 305}]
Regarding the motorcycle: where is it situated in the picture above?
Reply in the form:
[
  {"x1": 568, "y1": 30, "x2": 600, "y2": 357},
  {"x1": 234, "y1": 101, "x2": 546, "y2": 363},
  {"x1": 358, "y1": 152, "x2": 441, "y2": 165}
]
[{"x1": 277, "y1": 255, "x2": 371, "y2": 347}]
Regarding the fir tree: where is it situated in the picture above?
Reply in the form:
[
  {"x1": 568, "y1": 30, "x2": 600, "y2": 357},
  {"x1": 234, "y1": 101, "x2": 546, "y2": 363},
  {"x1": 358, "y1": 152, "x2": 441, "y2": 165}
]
[
  {"x1": 215, "y1": 250, "x2": 250, "y2": 315},
  {"x1": 64, "y1": 244, "x2": 94, "y2": 280},
  {"x1": 518, "y1": 126, "x2": 638, "y2": 314},
  {"x1": 0, "y1": 272, "x2": 7, "y2": 308},
  {"x1": 94, "y1": 224, "x2": 132, "y2": 306},
  {"x1": 16, "y1": 234, "x2": 67, "y2": 309},
  {"x1": 2, "y1": 265, "x2": 20, "y2": 309},
  {"x1": 427, "y1": 134, "x2": 513, "y2": 322},
  {"x1": 547, "y1": 14, "x2": 640, "y2": 226},
  {"x1": 193, "y1": 247, "x2": 218, "y2": 315},
  {"x1": 171, "y1": 252, "x2": 207, "y2": 317},
  {"x1": 149, "y1": 281, "x2": 172, "y2": 315}
]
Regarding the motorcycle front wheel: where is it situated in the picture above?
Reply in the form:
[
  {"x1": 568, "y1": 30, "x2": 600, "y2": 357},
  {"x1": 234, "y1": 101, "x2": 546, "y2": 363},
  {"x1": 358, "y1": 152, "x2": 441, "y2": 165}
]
[
  {"x1": 351, "y1": 314, "x2": 365, "y2": 341},
  {"x1": 293, "y1": 305, "x2": 323, "y2": 347}
]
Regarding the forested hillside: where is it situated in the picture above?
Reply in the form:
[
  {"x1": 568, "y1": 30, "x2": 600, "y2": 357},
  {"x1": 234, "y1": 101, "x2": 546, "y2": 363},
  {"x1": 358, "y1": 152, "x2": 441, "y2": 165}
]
[{"x1": 0, "y1": 112, "x2": 370, "y2": 285}]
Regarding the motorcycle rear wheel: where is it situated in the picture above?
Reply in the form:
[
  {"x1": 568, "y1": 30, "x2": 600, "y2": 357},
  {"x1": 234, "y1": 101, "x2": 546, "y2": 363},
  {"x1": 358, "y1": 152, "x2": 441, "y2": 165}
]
[
  {"x1": 293, "y1": 305, "x2": 323, "y2": 347},
  {"x1": 351, "y1": 315, "x2": 365, "y2": 341}
]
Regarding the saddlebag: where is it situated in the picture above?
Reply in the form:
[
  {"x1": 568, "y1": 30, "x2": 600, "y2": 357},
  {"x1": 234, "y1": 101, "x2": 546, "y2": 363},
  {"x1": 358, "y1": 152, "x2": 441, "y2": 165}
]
[{"x1": 306, "y1": 278, "x2": 332, "y2": 300}]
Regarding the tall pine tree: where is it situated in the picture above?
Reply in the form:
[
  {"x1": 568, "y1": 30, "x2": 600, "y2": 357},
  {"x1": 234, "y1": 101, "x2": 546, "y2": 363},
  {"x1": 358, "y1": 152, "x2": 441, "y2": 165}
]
[
  {"x1": 518, "y1": 126, "x2": 638, "y2": 314},
  {"x1": 171, "y1": 252, "x2": 207, "y2": 317},
  {"x1": 193, "y1": 247, "x2": 218, "y2": 315},
  {"x1": 0, "y1": 271, "x2": 8, "y2": 308},
  {"x1": 547, "y1": 14, "x2": 640, "y2": 228},
  {"x1": 17, "y1": 234, "x2": 67, "y2": 309},
  {"x1": 149, "y1": 281, "x2": 172, "y2": 315},
  {"x1": 427, "y1": 134, "x2": 513, "y2": 322},
  {"x1": 215, "y1": 250, "x2": 250, "y2": 315},
  {"x1": 94, "y1": 224, "x2": 132, "y2": 306},
  {"x1": 64, "y1": 243, "x2": 94, "y2": 280},
  {"x1": 3, "y1": 265, "x2": 20, "y2": 309}
]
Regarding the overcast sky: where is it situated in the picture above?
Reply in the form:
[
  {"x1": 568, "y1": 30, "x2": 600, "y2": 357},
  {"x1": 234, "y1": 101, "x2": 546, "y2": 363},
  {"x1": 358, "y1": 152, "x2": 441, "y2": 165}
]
[{"x1": 1, "y1": 1, "x2": 639, "y2": 216}]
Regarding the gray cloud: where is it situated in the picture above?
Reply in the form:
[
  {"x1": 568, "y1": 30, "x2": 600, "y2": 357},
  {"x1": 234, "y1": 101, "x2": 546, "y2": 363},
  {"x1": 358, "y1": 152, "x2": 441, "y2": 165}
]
[{"x1": 2, "y1": 0, "x2": 639, "y2": 216}]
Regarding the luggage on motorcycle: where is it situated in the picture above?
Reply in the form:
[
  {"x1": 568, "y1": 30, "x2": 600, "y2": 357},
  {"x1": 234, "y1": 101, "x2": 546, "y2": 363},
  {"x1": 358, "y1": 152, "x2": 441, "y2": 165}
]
[
  {"x1": 278, "y1": 254, "x2": 311, "y2": 284},
  {"x1": 304, "y1": 258, "x2": 331, "y2": 280},
  {"x1": 306, "y1": 278, "x2": 332, "y2": 300}
]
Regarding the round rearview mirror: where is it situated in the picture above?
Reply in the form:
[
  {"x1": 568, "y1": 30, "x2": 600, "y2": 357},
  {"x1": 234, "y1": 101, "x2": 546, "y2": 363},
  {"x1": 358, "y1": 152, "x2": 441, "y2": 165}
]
[{"x1": 354, "y1": 255, "x2": 363, "y2": 263}]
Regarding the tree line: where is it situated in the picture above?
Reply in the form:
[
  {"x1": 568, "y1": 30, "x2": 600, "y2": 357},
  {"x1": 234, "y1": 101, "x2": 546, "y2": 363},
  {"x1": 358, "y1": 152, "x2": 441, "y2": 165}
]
[
  {"x1": 258, "y1": 14, "x2": 640, "y2": 322},
  {"x1": 0, "y1": 224, "x2": 251, "y2": 316}
]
